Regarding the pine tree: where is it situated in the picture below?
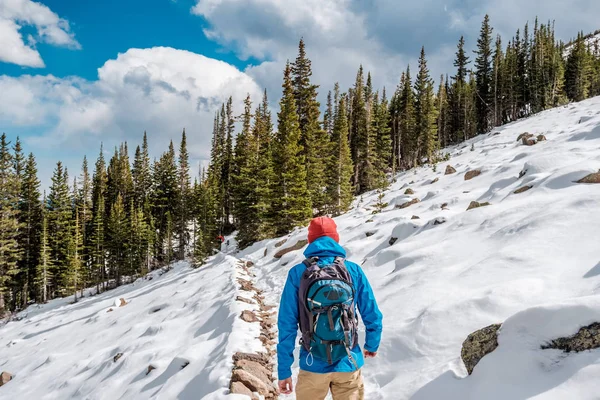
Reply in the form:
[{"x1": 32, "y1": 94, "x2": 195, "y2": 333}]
[
  {"x1": 17, "y1": 153, "x2": 42, "y2": 307},
  {"x1": 223, "y1": 97, "x2": 235, "y2": 232},
  {"x1": 232, "y1": 95, "x2": 259, "y2": 248},
  {"x1": 255, "y1": 90, "x2": 276, "y2": 239},
  {"x1": 474, "y1": 14, "x2": 494, "y2": 134},
  {"x1": 107, "y1": 193, "x2": 127, "y2": 286},
  {"x1": 324, "y1": 90, "x2": 334, "y2": 138},
  {"x1": 566, "y1": 32, "x2": 592, "y2": 101},
  {"x1": 350, "y1": 66, "x2": 371, "y2": 193},
  {"x1": 36, "y1": 195, "x2": 52, "y2": 303},
  {"x1": 492, "y1": 35, "x2": 504, "y2": 127},
  {"x1": 176, "y1": 129, "x2": 191, "y2": 260},
  {"x1": 77, "y1": 156, "x2": 92, "y2": 294},
  {"x1": 165, "y1": 211, "x2": 174, "y2": 264},
  {"x1": 414, "y1": 47, "x2": 439, "y2": 163},
  {"x1": 0, "y1": 134, "x2": 22, "y2": 314},
  {"x1": 399, "y1": 67, "x2": 417, "y2": 168},
  {"x1": 326, "y1": 95, "x2": 354, "y2": 215},
  {"x1": 291, "y1": 39, "x2": 327, "y2": 213},
  {"x1": 450, "y1": 36, "x2": 471, "y2": 143},
  {"x1": 152, "y1": 142, "x2": 178, "y2": 263},
  {"x1": 132, "y1": 132, "x2": 152, "y2": 208},
  {"x1": 437, "y1": 75, "x2": 450, "y2": 149},
  {"x1": 69, "y1": 194, "x2": 83, "y2": 302},
  {"x1": 91, "y1": 147, "x2": 107, "y2": 292},
  {"x1": 273, "y1": 63, "x2": 312, "y2": 234},
  {"x1": 47, "y1": 162, "x2": 73, "y2": 297},
  {"x1": 372, "y1": 90, "x2": 392, "y2": 188}
]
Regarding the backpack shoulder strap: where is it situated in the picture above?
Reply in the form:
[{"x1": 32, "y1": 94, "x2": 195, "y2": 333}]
[{"x1": 302, "y1": 257, "x2": 319, "y2": 268}]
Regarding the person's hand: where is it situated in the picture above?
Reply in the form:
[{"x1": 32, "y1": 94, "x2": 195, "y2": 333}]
[
  {"x1": 364, "y1": 350, "x2": 377, "y2": 358},
  {"x1": 278, "y1": 378, "x2": 293, "y2": 395}
]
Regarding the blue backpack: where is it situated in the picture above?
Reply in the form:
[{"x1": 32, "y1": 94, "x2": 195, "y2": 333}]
[{"x1": 298, "y1": 257, "x2": 359, "y2": 368}]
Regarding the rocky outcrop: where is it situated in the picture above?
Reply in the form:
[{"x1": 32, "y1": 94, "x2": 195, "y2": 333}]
[
  {"x1": 231, "y1": 369, "x2": 275, "y2": 398},
  {"x1": 241, "y1": 310, "x2": 259, "y2": 323},
  {"x1": 537, "y1": 134, "x2": 547, "y2": 142},
  {"x1": 577, "y1": 170, "x2": 600, "y2": 184},
  {"x1": 541, "y1": 322, "x2": 600, "y2": 353},
  {"x1": 517, "y1": 132, "x2": 533, "y2": 142},
  {"x1": 0, "y1": 372, "x2": 13, "y2": 387},
  {"x1": 119, "y1": 298, "x2": 127, "y2": 307},
  {"x1": 274, "y1": 239, "x2": 308, "y2": 259},
  {"x1": 433, "y1": 217, "x2": 446, "y2": 225},
  {"x1": 411, "y1": 215, "x2": 420, "y2": 220},
  {"x1": 514, "y1": 185, "x2": 533, "y2": 194},
  {"x1": 389, "y1": 237, "x2": 398, "y2": 246},
  {"x1": 464, "y1": 170, "x2": 482, "y2": 181},
  {"x1": 230, "y1": 261, "x2": 278, "y2": 399},
  {"x1": 431, "y1": 178, "x2": 439, "y2": 184},
  {"x1": 404, "y1": 188, "x2": 415, "y2": 195},
  {"x1": 467, "y1": 201, "x2": 491, "y2": 211},
  {"x1": 445, "y1": 165, "x2": 457, "y2": 175},
  {"x1": 146, "y1": 365, "x2": 156, "y2": 375},
  {"x1": 461, "y1": 324, "x2": 502, "y2": 375},
  {"x1": 113, "y1": 353, "x2": 123, "y2": 362},
  {"x1": 365, "y1": 231, "x2": 376, "y2": 237},
  {"x1": 397, "y1": 198, "x2": 420, "y2": 209},
  {"x1": 230, "y1": 381, "x2": 257, "y2": 399},
  {"x1": 236, "y1": 296, "x2": 255, "y2": 305}
]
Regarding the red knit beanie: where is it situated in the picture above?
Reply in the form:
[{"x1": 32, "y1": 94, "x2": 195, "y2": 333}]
[{"x1": 308, "y1": 216, "x2": 339, "y2": 244}]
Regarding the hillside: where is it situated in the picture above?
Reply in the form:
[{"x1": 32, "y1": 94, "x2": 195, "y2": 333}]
[
  {"x1": 2, "y1": 97, "x2": 600, "y2": 399},
  {"x1": 564, "y1": 30, "x2": 600, "y2": 56}
]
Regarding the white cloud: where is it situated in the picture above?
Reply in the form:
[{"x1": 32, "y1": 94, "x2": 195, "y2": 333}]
[
  {"x1": 0, "y1": 0, "x2": 80, "y2": 67},
  {"x1": 191, "y1": 0, "x2": 600, "y2": 100},
  {"x1": 0, "y1": 47, "x2": 262, "y2": 184}
]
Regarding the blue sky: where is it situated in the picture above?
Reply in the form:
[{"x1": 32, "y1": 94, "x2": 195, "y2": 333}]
[
  {"x1": 0, "y1": 0, "x2": 256, "y2": 80},
  {"x1": 1, "y1": 0, "x2": 599, "y2": 188}
]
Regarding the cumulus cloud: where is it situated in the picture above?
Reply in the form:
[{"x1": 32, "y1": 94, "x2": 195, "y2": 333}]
[
  {"x1": 0, "y1": 47, "x2": 262, "y2": 184},
  {"x1": 0, "y1": 0, "x2": 80, "y2": 67},
  {"x1": 191, "y1": 0, "x2": 600, "y2": 98}
]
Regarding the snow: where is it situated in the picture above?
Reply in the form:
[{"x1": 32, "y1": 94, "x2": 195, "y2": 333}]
[
  {"x1": 237, "y1": 97, "x2": 600, "y2": 399},
  {"x1": 0, "y1": 256, "x2": 263, "y2": 399},
  {"x1": 2, "y1": 97, "x2": 600, "y2": 399}
]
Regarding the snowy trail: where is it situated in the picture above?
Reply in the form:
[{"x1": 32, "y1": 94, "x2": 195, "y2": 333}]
[{"x1": 2, "y1": 97, "x2": 600, "y2": 400}]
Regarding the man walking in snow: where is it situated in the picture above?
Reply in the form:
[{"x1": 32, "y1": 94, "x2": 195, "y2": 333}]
[{"x1": 277, "y1": 216, "x2": 383, "y2": 400}]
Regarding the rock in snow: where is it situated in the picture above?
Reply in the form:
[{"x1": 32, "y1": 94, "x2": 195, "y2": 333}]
[
  {"x1": 466, "y1": 201, "x2": 491, "y2": 211},
  {"x1": 514, "y1": 185, "x2": 533, "y2": 194},
  {"x1": 273, "y1": 239, "x2": 308, "y2": 259},
  {"x1": 0, "y1": 372, "x2": 13, "y2": 387},
  {"x1": 396, "y1": 198, "x2": 420, "y2": 209},
  {"x1": 464, "y1": 169, "x2": 482, "y2": 180},
  {"x1": 240, "y1": 310, "x2": 259, "y2": 323},
  {"x1": 542, "y1": 322, "x2": 600, "y2": 353},
  {"x1": 577, "y1": 170, "x2": 600, "y2": 184},
  {"x1": 445, "y1": 165, "x2": 457, "y2": 175},
  {"x1": 461, "y1": 324, "x2": 501, "y2": 375}
]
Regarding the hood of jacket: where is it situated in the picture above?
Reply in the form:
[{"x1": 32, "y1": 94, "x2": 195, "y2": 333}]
[{"x1": 303, "y1": 236, "x2": 347, "y2": 259}]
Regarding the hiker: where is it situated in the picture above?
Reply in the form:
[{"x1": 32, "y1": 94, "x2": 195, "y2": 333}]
[{"x1": 277, "y1": 216, "x2": 383, "y2": 400}]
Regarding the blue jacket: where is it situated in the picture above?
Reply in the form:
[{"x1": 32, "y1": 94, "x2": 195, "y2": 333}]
[{"x1": 277, "y1": 236, "x2": 383, "y2": 380}]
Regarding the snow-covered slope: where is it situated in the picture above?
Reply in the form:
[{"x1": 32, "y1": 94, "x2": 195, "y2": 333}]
[
  {"x1": 564, "y1": 31, "x2": 600, "y2": 56},
  {"x1": 2, "y1": 97, "x2": 600, "y2": 400},
  {"x1": 238, "y1": 97, "x2": 600, "y2": 399},
  {"x1": 0, "y1": 255, "x2": 264, "y2": 399}
]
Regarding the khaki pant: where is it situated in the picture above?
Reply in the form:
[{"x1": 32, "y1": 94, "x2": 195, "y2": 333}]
[{"x1": 295, "y1": 369, "x2": 364, "y2": 400}]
